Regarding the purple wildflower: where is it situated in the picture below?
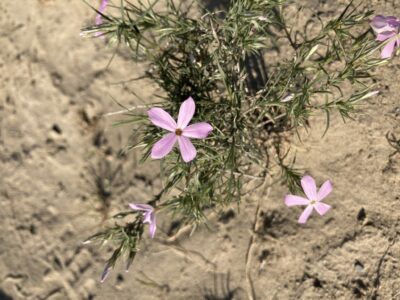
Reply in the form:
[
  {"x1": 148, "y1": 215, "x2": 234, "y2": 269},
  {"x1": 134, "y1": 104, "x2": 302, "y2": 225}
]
[
  {"x1": 96, "y1": 0, "x2": 109, "y2": 25},
  {"x1": 370, "y1": 15, "x2": 400, "y2": 59},
  {"x1": 148, "y1": 97, "x2": 213, "y2": 163},
  {"x1": 129, "y1": 203, "x2": 157, "y2": 238},
  {"x1": 284, "y1": 175, "x2": 332, "y2": 224}
]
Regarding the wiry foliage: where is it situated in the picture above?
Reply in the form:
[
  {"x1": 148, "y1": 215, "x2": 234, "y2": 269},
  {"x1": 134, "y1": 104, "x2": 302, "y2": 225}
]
[
  {"x1": 83, "y1": 211, "x2": 144, "y2": 281},
  {"x1": 81, "y1": 0, "x2": 386, "y2": 277}
]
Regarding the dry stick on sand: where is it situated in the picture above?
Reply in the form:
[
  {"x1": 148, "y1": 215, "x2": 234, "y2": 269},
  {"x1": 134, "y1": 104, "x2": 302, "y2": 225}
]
[
  {"x1": 156, "y1": 212, "x2": 219, "y2": 272},
  {"x1": 156, "y1": 227, "x2": 217, "y2": 272},
  {"x1": 370, "y1": 238, "x2": 397, "y2": 298},
  {"x1": 245, "y1": 180, "x2": 271, "y2": 300},
  {"x1": 103, "y1": 105, "x2": 149, "y2": 117},
  {"x1": 165, "y1": 213, "x2": 217, "y2": 243}
]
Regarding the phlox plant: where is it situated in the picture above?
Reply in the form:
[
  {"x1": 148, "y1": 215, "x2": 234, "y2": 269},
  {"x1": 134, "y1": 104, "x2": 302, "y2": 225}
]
[{"x1": 81, "y1": 0, "x2": 397, "y2": 281}]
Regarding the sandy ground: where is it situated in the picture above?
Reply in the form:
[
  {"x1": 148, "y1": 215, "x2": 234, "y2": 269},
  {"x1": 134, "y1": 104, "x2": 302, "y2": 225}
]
[{"x1": 0, "y1": 1, "x2": 399, "y2": 299}]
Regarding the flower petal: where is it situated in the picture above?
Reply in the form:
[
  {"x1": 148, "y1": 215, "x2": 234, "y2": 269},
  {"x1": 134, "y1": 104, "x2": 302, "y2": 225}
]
[
  {"x1": 143, "y1": 211, "x2": 152, "y2": 224},
  {"x1": 371, "y1": 15, "x2": 387, "y2": 32},
  {"x1": 177, "y1": 97, "x2": 195, "y2": 129},
  {"x1": 371, "y1": 15, "x2": 400, "y2": 34},
  {"x1": 96, "y1": 0, "x2": 109, "y2": 25},
  {"x1": 151, "y1": 133, "x2": 177, "y2": 159},
  {"x1": 149, "y1": 213, "x2": 156, "y2": 238},
  {"x1": 298, "y1": 205, "x2": 314, "y2": 224},
  {"x1": 314, "y1": 202, "x2": 331, "y2": 216},
  {"x1": 177, "y1": 136, "x2": 197, "y2": 162},
  {"x1": 381, "y1": 39, "x2": 397, "y2": 59},
  {"x1": 148, "y1": 108, "x2": 177, "y2": 132},
  {"x1": 317, "y1": 180, "x2": 333, "y2": 201},
  {"x1": 386, "y1": 16, "x2": 400, "y2": 28},
  {"x1": 284, "y1": 195, "x2": 309, "y2": 206},
  {"x1": 376, "y1": 32, "x2": 396, "y2": 41},
  {"x1": 129, "y1": 203, "x2": 154, "y2": 212},
  {"x1": 182, "y1": 122, "x2": 213, "y2": 139},
  {"x1": 301, "y1": 175, "x2": 318, "y2": 200}
]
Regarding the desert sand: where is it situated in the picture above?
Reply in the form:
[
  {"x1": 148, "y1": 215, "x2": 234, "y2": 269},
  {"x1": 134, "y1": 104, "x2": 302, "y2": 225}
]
[{"x1": 0, "y1": 0, "x2": 399, "y2": 299}]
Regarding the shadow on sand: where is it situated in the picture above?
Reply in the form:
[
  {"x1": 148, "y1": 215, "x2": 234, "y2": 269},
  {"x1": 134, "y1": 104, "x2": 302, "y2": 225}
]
[{"x1": 0, "y1": 290, "x2": 13, "y2": 300}]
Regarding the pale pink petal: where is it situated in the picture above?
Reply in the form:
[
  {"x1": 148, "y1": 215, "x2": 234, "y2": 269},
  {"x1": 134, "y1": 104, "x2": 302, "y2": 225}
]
[
  {"x1": 151, "y1": 133, "x2": 177, "y2": 159},
  {"x1": 376, "y1": 32, "x2": 396, "y2": 41},
  {"x1": 375, "y1": 26, "x2": 394, "y2": 35},
  {"x1": 314, "y1": 202, "x2": 331, "y2": 216},
  {"x1": 149, "y1": 213, "x2": 156, "y2": 238},
  {"x1": 371, "y1": 15, "x2": 399, "y2": 34},
  {"x1": 96, "y1": 0, "x2": 109, "y2": 25},
  {"x1": 298, "y1": 205, "x2": 314, "y2": 224},
  {"x1": 284, "y1": 195, "x2": 309, "y2": 206},
  {"x1": 317, "y1": 180, "x2": 333, "y2": 201},
  {"x1": 182, "y1": 122, "x2": 213, "y2": 139},
  {"x1": 143, "y1": 211, "x2": 152, "y2": 224},
  {"x1": 301, "y1": 175, "x2": 317, "y2": 200},
  {"x1": 371, "y1": 15, "x2": 388, "y2": 33},
  {"x1": 177, "y1": 97, "x2": 195, "y2": 129},
  {"x1": 177, "y1": 136, "x2": 197, "y2": 162},
  {"x1": 148, "y1": 108, "x2": 177, "y2": 132},
  {"x1": 129, "y1": 203, "x2": 154, "y2": 212},
  {"x1": 381, "y1": 39, "x2": 396, "y2": 59}
]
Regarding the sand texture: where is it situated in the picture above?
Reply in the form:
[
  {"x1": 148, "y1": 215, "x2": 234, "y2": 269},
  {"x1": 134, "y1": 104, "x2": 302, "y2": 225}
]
[{"x1": 0, "y1": 0, "x2": 399, "y2": 299}]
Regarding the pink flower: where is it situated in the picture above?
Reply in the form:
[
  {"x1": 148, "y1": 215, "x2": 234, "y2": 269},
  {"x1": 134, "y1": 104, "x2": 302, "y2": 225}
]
[
  {"x1": 370, "y1": 15, "x2": 400, "y2": 59},
  {"x1": 148, "y1": 97, "x2": 213, "y2": 163},
  {"x1": 96, "y1": 0, "x2": 109, "y2": 25},
  {"x1": 129, "y1": 203, "x2": 157, "y2": 238},
  {"x1": 284, "y1": 175, "x2": 332, "y2": 224},
  {"x1": 94, "y1": 0, "x2": 109, "y2": 38}
]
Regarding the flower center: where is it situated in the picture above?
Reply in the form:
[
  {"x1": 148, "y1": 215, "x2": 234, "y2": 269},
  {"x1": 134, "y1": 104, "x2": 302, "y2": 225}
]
[
  {"x1": 175, "y1": 128, "x2": 183, "y2": 136},
  {"x1": 310, "y1": 200, "x2": 317, "y2": 205}
]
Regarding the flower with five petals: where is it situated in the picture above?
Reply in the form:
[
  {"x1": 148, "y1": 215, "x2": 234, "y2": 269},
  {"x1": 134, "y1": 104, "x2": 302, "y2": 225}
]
[
  {"x1": 148, "y1": 97, "x2": 213, "y2": 162},
  {"x1": 284, "y1": 175, "x2": 332, "y2": 224}
]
